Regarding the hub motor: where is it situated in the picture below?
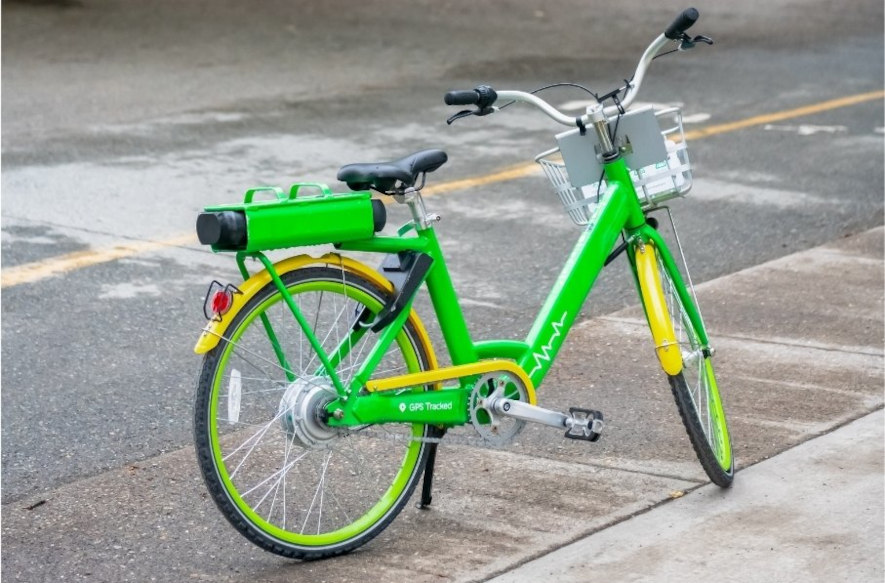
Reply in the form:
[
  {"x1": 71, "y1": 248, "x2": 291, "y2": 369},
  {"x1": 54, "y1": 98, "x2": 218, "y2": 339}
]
[{"x1": 278, "y1": 379, "x2": 338, "y2": 448}]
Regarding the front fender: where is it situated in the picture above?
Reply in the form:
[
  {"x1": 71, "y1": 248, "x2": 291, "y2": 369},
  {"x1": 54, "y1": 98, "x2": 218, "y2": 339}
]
[
  {"x1": 635, "y1": 244, "x2": 683, "y2": 376},
  {"x1": 194, "y1": 253, "x2": 439, "y2": 375}
]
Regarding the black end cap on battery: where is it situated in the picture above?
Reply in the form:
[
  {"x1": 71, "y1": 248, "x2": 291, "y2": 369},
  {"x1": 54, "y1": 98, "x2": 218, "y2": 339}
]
[
  {"x1": 371, "y1": 199, "x2": 387, "y2": 233},
  {"x1": 196, "y1": 211, "x2": 247, "y2": 249}
]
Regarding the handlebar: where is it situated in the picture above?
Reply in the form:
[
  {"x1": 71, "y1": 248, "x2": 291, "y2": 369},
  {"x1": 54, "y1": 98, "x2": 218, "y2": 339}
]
[{"x1": 444, "y1": 7, "x2": 704, "y2": 128}]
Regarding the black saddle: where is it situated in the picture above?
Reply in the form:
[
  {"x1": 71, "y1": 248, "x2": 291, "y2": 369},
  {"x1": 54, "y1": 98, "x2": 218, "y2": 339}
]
[{"x1": 337, "y1": 149, "x2": 448, "y2": 194}]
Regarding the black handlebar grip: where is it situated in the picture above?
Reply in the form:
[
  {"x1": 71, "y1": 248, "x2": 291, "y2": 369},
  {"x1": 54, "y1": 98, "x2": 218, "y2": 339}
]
[
  {"x1": 664, "y1": 7, "x2": 699, "y2": 40},
  {"x1": 444, "y1": 90, "x2": 480, "y2": 106}
]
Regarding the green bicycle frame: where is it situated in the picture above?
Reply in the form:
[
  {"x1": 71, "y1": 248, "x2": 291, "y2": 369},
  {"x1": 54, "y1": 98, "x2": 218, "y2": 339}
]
[{"x1": 247, "y1": 156, "x2": 706, "y2": 428}]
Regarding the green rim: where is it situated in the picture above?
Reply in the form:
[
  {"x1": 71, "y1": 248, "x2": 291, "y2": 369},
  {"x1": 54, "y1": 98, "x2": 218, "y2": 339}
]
[
  {"x1": 702, "y1": 358, "x2": 732, "y2": 471},
  {"x1": 208, "y1": 279, "x2": 425, "y2": 547}
]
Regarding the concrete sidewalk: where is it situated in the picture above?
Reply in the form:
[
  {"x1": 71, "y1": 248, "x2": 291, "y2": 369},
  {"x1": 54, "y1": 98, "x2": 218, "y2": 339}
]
[{"x1": 488, "y1": 409, "x2": 884, "y2": 583}]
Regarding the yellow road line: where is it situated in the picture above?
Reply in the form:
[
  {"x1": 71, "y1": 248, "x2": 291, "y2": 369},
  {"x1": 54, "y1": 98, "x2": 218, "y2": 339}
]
[
  {"x1": 3, "y1": 90, "x2": 882, "y2": 289},
  {"x1": 682, "y1": 89, "x2": 885, "y2": 140},
  {"x1": 0, "y1": 234, "x2": 196, "y2": 289}
]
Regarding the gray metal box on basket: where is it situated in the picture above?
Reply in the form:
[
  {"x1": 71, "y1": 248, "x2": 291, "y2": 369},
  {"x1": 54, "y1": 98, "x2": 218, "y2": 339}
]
[{"x1": 536, "y1": 107, "x2": 693, "y2": 226}]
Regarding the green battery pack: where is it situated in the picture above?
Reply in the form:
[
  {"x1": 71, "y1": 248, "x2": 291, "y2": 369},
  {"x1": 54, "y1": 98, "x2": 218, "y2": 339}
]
[{"x1": 196, "y1": 183, "x2": 386, "y2": 252}]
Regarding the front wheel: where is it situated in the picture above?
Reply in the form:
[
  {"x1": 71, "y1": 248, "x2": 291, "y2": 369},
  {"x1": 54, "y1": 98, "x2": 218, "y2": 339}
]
[
  {"x1": 658, "y1": 252, "x2": 734, "y2": 487},
  {"x1": 194, "y1": 266, "x2": 435, "y2": 559}
]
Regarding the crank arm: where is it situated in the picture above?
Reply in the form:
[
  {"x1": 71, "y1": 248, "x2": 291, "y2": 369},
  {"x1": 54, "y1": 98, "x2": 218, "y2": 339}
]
[{"x1": 486, "y1": 397, "x2": 604, "y2": 441}]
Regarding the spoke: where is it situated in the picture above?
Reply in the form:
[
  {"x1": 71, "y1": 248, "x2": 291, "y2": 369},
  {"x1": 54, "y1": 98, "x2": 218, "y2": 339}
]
[
  {"x1": 301, "y1": 449, "x2": 333, "y2": 534},
  {"x1": 334, "y1": 441, "x2": 383, "y2": 490},
  {"x1": 325, "y1": 486, "x2": 352, "y2": 526},
  {"x1": 225, "y1": 418, "x2": 276, "y2": 472},
  {"x1": 242, "y1": 448, "x2": 312, "y2": 500},
  {"x1": 223, "y1": 420, "x2": 276, "y2": 429},
  {"x1": 687, "y1": 356, "x2": 702, "y2": 413},
  {"x1": 299, "y1": 291, "x2": 325, "y2": 377},
  {"x1": 267, "y1": 453, "x2": 284, "y2": 523},
  {"x1": 702, "y1": 362, "x2": 712, "y2": 440},
  {"x1": 304, "y1": 298, "x2": 353, "y2": 376},
  {"x1": 224, "y1": 405, "x2": 294, "y2": 468},
  {"x1": 346, "y1": 328, "x2": 374, "y2": 380},
  {"x1": 231, "y1": 374, "x2": 289, "y2": 385},
  {"x1": 227, "y1": 386, "x2": 289, "y2": 397},
  {"x1": 332, "y1": 287, "x2": 342, "y2": 387},
  {"x1": 317, "y1": 463, "x2": 326, "y2": 534},
  {"x1": 312, "y1": 291, "x2": 325, "y2": 345},
  {"x1": 233, "y1": 350, "x2": 289, "y2": 388},
  {"x1": 281, "y1": 433, "x2": 295, "y2": 529},
  {"x1": 219, "y1": 333, "x2": 296, "y2": 381},
  {"x1": 299, "y1": 298, "x2": 305, "y2": 373}
]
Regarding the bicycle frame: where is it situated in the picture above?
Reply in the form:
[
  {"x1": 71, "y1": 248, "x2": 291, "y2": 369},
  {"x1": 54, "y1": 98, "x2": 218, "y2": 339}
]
[{"x1": 218, "y1": 155, "x2": 708, "y2": 429}]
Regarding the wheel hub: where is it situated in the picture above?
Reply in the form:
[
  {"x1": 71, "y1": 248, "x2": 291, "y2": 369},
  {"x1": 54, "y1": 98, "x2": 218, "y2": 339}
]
[{"x1": 278, "y1": 379, "x2": 338, "y2": 448}]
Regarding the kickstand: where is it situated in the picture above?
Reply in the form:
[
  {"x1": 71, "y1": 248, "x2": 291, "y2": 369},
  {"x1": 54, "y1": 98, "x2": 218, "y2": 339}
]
[{"x1": 417, "y1": 427, "x2": 445, "y2": 509}]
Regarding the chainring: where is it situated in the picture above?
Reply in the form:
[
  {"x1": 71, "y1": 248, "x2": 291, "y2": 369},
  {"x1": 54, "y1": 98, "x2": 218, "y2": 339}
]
[{"x1": 468, "y1": 372, "x2": 530, "y2": 446}]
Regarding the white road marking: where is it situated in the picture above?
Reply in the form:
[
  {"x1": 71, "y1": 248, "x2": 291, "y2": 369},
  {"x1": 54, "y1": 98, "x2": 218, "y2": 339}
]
[{"x1": 763, "y1": 124, "x2": 848, "y2": 136}]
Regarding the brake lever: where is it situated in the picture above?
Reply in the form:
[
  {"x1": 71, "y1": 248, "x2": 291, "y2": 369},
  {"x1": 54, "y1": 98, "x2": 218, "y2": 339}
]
[
  {"x1": 446, "y1": 106, "x2": 497, "y2": 125},
  {"x1": 679, "y1": 34, "x2": 714, "y2": 50},
  {"x1": 446, "y1": 110, "x2": 474, "y2": 125}
]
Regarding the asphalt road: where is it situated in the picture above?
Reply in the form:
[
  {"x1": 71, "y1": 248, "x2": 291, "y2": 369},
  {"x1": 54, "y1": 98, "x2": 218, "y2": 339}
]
[{"x1": 1, "y1": 0, "x2": 883, "y2": 579}]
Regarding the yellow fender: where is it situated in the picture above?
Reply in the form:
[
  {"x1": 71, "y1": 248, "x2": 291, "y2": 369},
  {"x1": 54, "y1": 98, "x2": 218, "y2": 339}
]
[
  {"x1": 194, "y1": 253, "x2": 439, "y2": 375},
  {"x1": 635, "y1": 244, "x2": 683, "y2": 376}
]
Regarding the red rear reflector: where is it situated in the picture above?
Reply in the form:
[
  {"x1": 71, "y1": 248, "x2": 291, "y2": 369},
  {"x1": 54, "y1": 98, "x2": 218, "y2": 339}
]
[
  {"x1": 202, "y1": 280, "x2": 242, "y2": 321},
  {"x1": 211, "y1": 290, "x2": 232, "y2": 315}
]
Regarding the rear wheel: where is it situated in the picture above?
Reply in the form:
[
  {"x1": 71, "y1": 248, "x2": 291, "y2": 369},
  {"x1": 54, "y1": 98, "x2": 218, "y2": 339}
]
[
  {"x1": 194, "y1": 266, "x2": 434, "y2": 558},
  {"x1": 658, "y1": 254, "x2": 734, "y2": 487}
]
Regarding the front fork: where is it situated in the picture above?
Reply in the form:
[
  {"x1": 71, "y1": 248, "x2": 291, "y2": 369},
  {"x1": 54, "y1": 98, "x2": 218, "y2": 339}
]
[{"x1": 627, "y1": 223, "x2": 710, "y2": 375}]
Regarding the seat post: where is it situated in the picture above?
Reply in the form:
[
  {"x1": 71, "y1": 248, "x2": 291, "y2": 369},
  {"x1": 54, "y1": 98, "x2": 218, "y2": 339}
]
[{"x1": 396, "y1": 187, "x2": 439, "y2": 231}]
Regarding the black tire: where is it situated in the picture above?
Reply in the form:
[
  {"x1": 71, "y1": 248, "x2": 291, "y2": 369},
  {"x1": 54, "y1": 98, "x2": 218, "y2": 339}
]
[
  {"x1": 669, "y1": 373, "x2": 734, "y2": 487},
  {"x1": 194, "y1": 266, "x2": 434, "y2": 559}
]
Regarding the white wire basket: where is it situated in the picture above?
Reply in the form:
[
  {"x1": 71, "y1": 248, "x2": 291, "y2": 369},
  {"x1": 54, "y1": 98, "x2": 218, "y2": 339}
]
[{"x1": 536, "y1": 107, "x2": 693, "y2": 226}]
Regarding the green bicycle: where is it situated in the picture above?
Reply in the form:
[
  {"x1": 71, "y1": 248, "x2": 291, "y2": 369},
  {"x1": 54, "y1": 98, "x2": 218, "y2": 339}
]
[{"x1": 193, "y1": 7, "x2": 732, "y2": 560}]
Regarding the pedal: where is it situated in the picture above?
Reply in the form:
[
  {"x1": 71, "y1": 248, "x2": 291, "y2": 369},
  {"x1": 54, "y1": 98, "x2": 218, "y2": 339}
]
[{"x1": 564, "y1": 408, "x2": 604, "y2": 442}]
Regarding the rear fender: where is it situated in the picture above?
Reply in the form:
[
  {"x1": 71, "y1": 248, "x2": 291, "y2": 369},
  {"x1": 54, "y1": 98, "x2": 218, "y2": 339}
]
[{"x1": 194, "y1": 253, "x2": 439, "y2": 374}]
